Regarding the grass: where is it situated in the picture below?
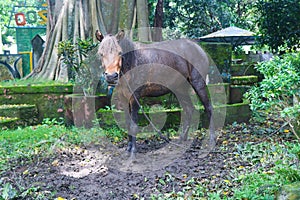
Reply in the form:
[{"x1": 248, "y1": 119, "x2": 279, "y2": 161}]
[
  {"x1": 0, "y1": 79, "x2": 68, "y2": 87},
  {"x1": 0, "y1": 121, "x2": 107, "y2": 173}
]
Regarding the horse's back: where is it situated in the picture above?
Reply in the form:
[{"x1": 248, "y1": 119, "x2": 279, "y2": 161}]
[{"x1": 138, "y1": 39, "x2": 209, "y2": 79}]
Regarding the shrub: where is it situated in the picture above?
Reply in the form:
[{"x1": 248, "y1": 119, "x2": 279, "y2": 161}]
[
  {"x1": 246, "y1": 52, "x2": 300, "y2": 138},
  {"x1": 58, "y1": 38, "x2": 101, "y2": 96}
]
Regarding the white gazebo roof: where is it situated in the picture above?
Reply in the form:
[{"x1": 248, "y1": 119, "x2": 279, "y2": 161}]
[{"x1": 199, "y1": 26, "x2": 257, "y2": 47}]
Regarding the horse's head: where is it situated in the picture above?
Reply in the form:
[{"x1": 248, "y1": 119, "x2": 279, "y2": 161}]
[{"x1": 96, "y1": 30, "x2": 125, "y2": 85}]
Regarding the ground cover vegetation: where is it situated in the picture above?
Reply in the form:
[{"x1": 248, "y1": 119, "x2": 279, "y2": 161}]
[{"x1": 0, "y1": 117, "x2": 299, "y2": 199}]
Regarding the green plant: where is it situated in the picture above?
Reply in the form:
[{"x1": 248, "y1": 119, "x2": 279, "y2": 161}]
[
  {"x1": 42, "y1": 117, "x2": 64, "y2": 126},
  {"x1": 246, "y1": 52, "x2": 300, "y2": 139},
  {"x1": 0, "y1": 183, "x2": 17, "y2": 200},
  {"x1": 58, "y1": 38, "x2": 100, "y2": 96},
  {"x1": 232, "y1": 140, "x2": 300, "y2": 200},
  {"x1": 0, "y1": 181, "x2": 56, "y2": 200},
  {"x1": 102, "y1": 125, "x2": 126, "y2": 143}
]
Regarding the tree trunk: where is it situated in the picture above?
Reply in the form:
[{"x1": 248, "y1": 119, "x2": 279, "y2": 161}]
[
  {"x1": 136, "y1": 0, "x2": 151, "y2": 42},
  {"x1": 27, "y1": 0, "x2": 149, "y2": 81},
  {"x1": 152, "y1": 0, "x2": 163, "y2": 41},
  {"x1": 119, "y1": 0, "x2": 136, "y2": 37}
]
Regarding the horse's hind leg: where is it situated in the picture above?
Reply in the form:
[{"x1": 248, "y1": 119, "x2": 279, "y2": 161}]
[
  {"x1": 179, "y1": 93, "x2": 195, "y2": 141},
  {"x1": 190, "y1": 78, "x2": 216, "y2": 146}
]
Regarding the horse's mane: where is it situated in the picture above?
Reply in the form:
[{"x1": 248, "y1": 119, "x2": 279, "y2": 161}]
[
  {"x1": 98, "y1": 35, "x2": 122, "y2": 55},
  {"x1": 119, "y1": 37, "x2": 136, "y2": 72}
]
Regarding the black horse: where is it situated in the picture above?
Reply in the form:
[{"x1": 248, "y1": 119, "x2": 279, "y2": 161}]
[{"x1": 96, "y1": 30, "x2": 215, "y2": 157}]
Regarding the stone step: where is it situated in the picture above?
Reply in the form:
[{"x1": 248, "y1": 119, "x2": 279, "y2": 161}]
[
  {"x1": 0, "y1": 116, "x2": 19, "y2": 129},
  {"x1": 0, "y1": 104, "x2": 39, "y2": 129},
  {"x1": 231, "y1": 75, "x2": 258, "y2": 85}
]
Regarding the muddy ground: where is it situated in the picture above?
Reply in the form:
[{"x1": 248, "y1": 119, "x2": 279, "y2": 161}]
[{"x1": 1, "y1": 120, "x2": 291, "y2": 199}]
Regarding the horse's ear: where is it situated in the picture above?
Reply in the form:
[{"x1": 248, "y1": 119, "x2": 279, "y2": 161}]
[
  {"x1": 116, "y1": 30, "x2": 125, "y2": 41},
  {"x1": 95, "y1": 30, "x2": 104, "y2": 42}
]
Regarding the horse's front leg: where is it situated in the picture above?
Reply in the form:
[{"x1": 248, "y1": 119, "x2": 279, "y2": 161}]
[
  {"x1": 127, "y1": 98, "x2": 139, "y2": 157},
  {"x1": 125, "y1": 112, "x2": 133, "y2": 152}
]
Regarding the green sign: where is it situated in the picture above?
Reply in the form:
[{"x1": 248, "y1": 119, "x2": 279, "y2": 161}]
[{"x1": 16, "y1": 27, "x2": 46, "y2": 76}]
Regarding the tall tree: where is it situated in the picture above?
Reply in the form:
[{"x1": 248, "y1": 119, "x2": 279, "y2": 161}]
[
  {"x1": 136, "y1": 0, "x2": 151, "y2": 41},
  {"x1": 28, "y1": 0, "x2": 150, "y2": 81},
  {"x1": 256, "y1": 0, "x2": 300, "y2": 53},
  {"x1": 152, "y1": 0, "x2": 163, "y2": 41},
  {"x1": 163, "y1": 0, "x2": 256, "y2": 38}
]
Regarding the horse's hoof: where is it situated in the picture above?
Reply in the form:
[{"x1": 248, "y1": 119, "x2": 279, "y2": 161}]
[
  {"x1": 125, "y1": 150, "x2": 131, "y2": 157},
  {"x1": 209, "y1": 135, "x2": 216, "y2": 146},
  {"x1": 127, "y1": 142, "x2": 132, "y2": 152},
  {"x1": 129, "y1": 152, "x2": 136, "y2": 160}
]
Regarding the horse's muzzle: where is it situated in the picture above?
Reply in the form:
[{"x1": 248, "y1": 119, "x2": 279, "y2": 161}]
[{"x1": 104, "y1": 72, "x2": 119, "y2": 84}]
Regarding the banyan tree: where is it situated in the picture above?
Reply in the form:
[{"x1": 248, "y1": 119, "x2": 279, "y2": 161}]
[{"x1": 28, "y1": 0, "x2": 158, "y2": 81}]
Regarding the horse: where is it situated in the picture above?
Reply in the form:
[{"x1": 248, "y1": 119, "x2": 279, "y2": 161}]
[{"x1": 95, "y1": 30, "x2": 215, "y2": 157}]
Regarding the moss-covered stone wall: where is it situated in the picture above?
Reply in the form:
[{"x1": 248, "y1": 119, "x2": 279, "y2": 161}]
[
  {"x1": 199, "y1": 42, "x2": 232, "y2": 74},
  {"x1": 97, "y1": 102, "x2": 251, "y2": 130},
  {"x1": 0, "y1": 84, "x2": 73, "y2": 122}
]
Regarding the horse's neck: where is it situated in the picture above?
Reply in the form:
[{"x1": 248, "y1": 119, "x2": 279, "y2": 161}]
[{"x1": 120, "y1": 40, "x2": 137, "y2": 73}]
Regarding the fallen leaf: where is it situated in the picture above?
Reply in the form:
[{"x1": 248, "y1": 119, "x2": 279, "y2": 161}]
[
  {"x1": 263, "y1": 170, "x2": 275, "y2": 175},
  {"x1": 224, "y1": 179, "x2": 231, "y2": 185},
  {"x1": 52, "y1": 160, "x2": 59, "y2": 167}
]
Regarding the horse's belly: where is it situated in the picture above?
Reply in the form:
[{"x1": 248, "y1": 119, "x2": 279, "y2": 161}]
[{"x1": 140, "y1": 84, "x2": 170, "y2": 97}]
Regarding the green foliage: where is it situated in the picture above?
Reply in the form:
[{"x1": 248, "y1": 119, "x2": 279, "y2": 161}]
[
  {"x1": 234, "y1": 140, "x2": 300, "y2": 198},
  {"x1": 0, "y1": 79, "x2": 63, "y2": 87},
  {"x1": 42, "y1": 117, "x2": 64, "y2": 126},
  {"x1": 255, "y1": 0, "x2": 300, "y2": 52},
  {"x1": 0, "y1": 124, "x2": 65, "y2": 171},
  {"x1": 58, "y1": 38, "x2": 97, "y2": 75},
  {"x1": 0, "y1": 180, "x2": 55, "y2": 200},
  {"x1": 233, "y1": 163, "x2": 300, "y2": 199},
  {"x1": 160, "y1": 0, "x2": 256, "y2": 38},
  {"x1": 0, "y1": 183, "x2": 17, "y2": 200},
  {"x1": 103, "y1": 125, "x2": 126, "y2": 143},
  {"x1": 246, "y1": 52, "x2": 300, "y2": 132},
  {"x1": 58, "y1": 38, "x2": 99, "y2": 96}
]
